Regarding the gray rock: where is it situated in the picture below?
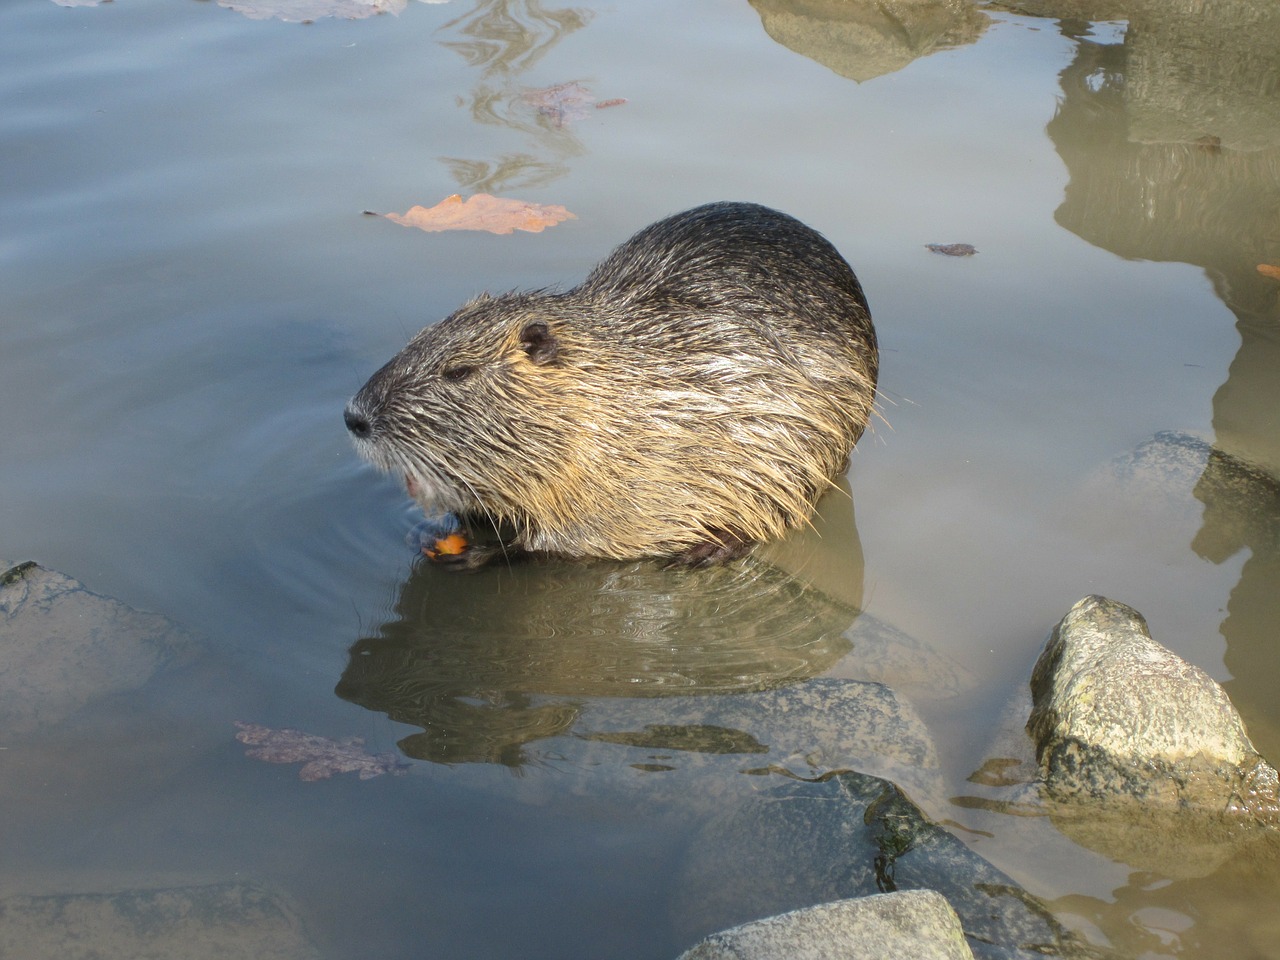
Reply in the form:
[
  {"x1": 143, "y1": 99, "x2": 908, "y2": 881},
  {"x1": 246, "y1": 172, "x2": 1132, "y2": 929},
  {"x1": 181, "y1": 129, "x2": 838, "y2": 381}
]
[
  {"x1": 568, "y1": 676, "x2": 945, "y2": 817},
  {"x1": 836, "y1": 611, "x2": 973, "y2": 701},
  {"x1": 0, "y1": 561, "x2": 196, "y2": 736},
  {"x1": 676, "y1": 890, "x2": 974, "y2": 960},
  {"x1": 0, "y1": 882, "x2": 319, "y2": 960},
  {"x1": 1028, "y1": 595, "x2": 1279, "y2": 825},
  {"x1": 1088, "y1": 432, "x2": 1280, "y2": 556},
  {"x1": 675, "y1": 769, "x2": 1117, "y2": 960},
  {"x1": 1100, "y1": 430, "x2": 1214, "y2": 515}
]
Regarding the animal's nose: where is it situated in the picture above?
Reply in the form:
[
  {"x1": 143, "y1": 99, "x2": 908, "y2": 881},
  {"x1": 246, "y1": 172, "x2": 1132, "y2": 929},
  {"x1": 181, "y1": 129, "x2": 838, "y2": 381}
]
[{"x1": 344, "y1": 406, "x2": 372, "y2": 439}]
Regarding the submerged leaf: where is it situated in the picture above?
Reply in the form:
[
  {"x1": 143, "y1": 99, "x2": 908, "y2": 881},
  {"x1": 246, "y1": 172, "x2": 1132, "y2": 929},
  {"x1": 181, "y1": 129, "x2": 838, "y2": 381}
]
[
  {"x1": 217, "y1": 0, "x2": 406, "y2": 22},
  {"x1": 520, "y1": 82, "x2": 627, "y2": 128},
  {"x1": 234, "y1": 721, "x2": 409, "y2": 780},
  {"x1": 925, "y1": 243, "x2": 978, "y2": 256},
  {"x1": 380, "y1": 194, "x2": 576, "y2": 235}
]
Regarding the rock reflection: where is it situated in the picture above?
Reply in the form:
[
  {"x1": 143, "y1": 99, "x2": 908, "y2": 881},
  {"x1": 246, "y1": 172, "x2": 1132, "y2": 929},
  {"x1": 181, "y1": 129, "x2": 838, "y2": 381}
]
[
  {"x1": 1045, "y1": 14, "x2": 1280, "y2": 327},
  {"x1": 1193, "y1": 447, "x2": 1280, "y2": 762},
  {"x1": 748, "y1": 0, "x2": 989, "y2": 82},
  {"x1": 435, "y1": 0, "x2": 599, "y2": 191},
  {"x1": 1030, "y1": 0, "x2": 1280, "y2": 758},
  {"x1": 1047, "y1": 834, "x2": 1280, "y2": 960},
  {"x1": 336, "y1": 555, "x2": 858, "y2": 767}
]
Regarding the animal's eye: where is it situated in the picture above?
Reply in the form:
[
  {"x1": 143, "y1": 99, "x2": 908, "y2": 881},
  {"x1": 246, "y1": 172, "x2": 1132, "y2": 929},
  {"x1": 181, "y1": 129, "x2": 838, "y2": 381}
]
[{"x1": 441, "y1": 364, "x2": 477, "y2": 382}]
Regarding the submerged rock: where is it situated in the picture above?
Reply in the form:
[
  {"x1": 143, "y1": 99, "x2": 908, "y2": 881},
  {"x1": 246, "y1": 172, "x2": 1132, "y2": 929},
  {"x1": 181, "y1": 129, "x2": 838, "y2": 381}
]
[
  {"x1": 568, "y1": 676, "x2": 945, "y2": 817},
  {"x1": 1092, "y1": 430, "x2": 1280, "y2": 542},
  {"x1": 0, "y1": 881, "x2": 319, "y2": 960},
  {"x1": 0, "y1": 560, "x2": 195, "y2": 736},
  {"x1": 675, "y1": 769, "x2": 1117, "y2": 960},
  {"x1": 1028, "y1": 595, "x2": 1280, "y2": 826},
  {"x1": 676, "y1": 890, "x2": 975, "y2": 960}
]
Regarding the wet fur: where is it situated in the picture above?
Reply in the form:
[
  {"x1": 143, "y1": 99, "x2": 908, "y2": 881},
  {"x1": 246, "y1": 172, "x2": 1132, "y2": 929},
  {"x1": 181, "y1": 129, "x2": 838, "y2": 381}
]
[{"x1": 345, "y1": 201, "x2": 878, "y2": 564}]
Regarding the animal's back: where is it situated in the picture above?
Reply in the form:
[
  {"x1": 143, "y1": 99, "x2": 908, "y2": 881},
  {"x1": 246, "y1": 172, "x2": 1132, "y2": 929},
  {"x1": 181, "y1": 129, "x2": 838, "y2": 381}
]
[{"x1": 579, "y1": 201, "x2": 875, "y2": 355}]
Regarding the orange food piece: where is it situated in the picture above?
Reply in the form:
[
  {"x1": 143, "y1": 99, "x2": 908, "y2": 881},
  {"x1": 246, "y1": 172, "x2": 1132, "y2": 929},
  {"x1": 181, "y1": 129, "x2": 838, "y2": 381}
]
[
  {"x1": 424, "y1": 533, "x2": 470, "y2": 559},
  {"x1": 1258, "y1": 263, "x2": 1280, "y2": 281}
]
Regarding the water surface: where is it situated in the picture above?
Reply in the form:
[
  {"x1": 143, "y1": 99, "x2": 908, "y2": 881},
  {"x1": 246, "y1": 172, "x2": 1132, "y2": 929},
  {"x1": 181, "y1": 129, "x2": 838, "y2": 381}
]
[{"x1": 3, "y1": 0, "x2": 1279, "y2": 957}]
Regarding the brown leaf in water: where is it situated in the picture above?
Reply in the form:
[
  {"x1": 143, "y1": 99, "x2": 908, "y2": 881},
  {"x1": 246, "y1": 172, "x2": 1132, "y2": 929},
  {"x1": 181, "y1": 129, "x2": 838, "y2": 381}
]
[
  {"x1": 1258, "y1": 263, "x2": 1280, "y2": 281},
  {"x1": 520, "y1": 82, "x2": 627, "y2": 129},
  {"x1": 925, "y1": 243, "x2": 978, "y2": 257},
  {"x1": 217, "y1": 0, "x2": 406, "y2": 22},
  {"x1": 234, "y1": 721, "x2": 409, "y2": 780},
  {"x1": 380, "y1": 194, "x2": 576, "y2": 235},
  {"x1": 522, "y1": 81, "x2": 594, "y2": 127}
]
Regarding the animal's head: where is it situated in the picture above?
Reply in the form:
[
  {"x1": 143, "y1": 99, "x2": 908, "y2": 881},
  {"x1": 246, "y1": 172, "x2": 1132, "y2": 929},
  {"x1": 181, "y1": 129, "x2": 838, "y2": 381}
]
[{"x1": 343, "y1": 292, "x2": 579, "y2": 520}]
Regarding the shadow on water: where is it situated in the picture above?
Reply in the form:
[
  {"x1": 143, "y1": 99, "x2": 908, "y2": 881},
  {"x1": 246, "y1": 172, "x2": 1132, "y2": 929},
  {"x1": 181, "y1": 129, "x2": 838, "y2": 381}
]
[{"x1": 336, "y1": 484, "x2": 867, "y2": 768}]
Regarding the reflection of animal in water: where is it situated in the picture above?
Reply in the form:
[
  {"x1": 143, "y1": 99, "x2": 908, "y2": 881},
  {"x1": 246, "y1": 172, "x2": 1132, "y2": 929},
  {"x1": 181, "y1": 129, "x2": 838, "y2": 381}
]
[
  {"x1": 333, "y1": 558, "x2": 857, "y2": 767},
  {"x1": 345, "y1": 202, "x2": 879, "y2": 567}
]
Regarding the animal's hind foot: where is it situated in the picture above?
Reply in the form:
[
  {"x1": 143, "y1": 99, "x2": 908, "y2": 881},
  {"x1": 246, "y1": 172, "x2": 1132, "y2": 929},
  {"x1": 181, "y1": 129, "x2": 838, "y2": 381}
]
[{"x1": 667, "y1": 530, "x2": 755, "y2": 568}]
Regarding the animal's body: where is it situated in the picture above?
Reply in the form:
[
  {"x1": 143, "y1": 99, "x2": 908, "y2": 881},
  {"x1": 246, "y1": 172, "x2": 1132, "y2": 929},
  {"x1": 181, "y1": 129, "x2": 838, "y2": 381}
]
[{"x1": 344, "y1": 201, "x2": 878, "y2": 565}]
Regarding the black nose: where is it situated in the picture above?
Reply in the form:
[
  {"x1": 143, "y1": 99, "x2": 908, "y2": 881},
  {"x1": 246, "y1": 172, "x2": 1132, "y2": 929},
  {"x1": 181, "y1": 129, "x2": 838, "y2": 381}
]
[{"x1": 344, "y1": 406, "x2": 372, "y2": 439}]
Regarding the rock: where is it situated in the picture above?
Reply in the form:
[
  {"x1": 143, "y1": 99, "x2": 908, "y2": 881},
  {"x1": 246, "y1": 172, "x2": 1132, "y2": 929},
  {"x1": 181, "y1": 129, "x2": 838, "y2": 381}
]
[
  {"x1": 0, "y1": 561, "x2": 196, "y2": 736},
  {"x1": 1028, "y1": 595, "x2": 1280, "y2": 825},
  {"x1": 565, "y1": 676, "x2": 945, "y2": 817},
  {"x1": 676, "y1": 890, "x2": 974, "y2": 960},
  {"x1": 0, "y1": 882, "x2": 319, "y2": 960},
  {"x1": 836, "y1": 611, "x2": 973, "y2": 701},
  {"x1": 1089, "y1": 431, "x2": 1280, "y2": 553},
  {"x1": 1097, "y1": 430, "x2": 1214, "y2": 517},
  {"x1": 675, "y1": 769, "x2": 1117, "y2": 960}
]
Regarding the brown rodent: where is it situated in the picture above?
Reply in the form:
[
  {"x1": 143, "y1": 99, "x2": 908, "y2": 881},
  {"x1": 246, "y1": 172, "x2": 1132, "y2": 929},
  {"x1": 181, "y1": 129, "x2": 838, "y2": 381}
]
[{"x1": 344, "y1": 201, "x2": 878, "y2": 566}]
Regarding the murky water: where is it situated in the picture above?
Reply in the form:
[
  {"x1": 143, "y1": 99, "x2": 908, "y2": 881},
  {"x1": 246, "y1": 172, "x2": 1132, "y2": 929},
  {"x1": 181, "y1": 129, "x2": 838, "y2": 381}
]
[{"x1": 2, "y1": 0, "x2": 1279, "y2": 957}]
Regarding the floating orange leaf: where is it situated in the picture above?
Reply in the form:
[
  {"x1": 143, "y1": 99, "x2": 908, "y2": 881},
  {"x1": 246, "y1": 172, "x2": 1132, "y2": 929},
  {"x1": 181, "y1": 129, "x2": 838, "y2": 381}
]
[
  {"x1": 1258, "y1": 263, "x2": 1280, "y2": 281},
  {"x1": 380, "y1": 194, "x2": 576, "y2": 235}
]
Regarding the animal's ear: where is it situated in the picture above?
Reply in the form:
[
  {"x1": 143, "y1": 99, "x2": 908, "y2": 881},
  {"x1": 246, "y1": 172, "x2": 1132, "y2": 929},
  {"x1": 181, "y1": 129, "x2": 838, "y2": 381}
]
[{"x1": 519, "y1": 322, "x2": 560, "y2": 366}]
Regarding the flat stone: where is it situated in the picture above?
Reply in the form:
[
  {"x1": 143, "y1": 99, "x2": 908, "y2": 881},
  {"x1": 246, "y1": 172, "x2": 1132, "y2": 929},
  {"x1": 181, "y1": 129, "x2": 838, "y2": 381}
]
[
  {"x1": 675, "y1": 769, "x2": 1118, "y2": 960},
  {"x1": 0, "y1": 882, "x2": 319, "y2": 960},
  {"x1": 0, "y1": 561, "x2": 195, "y2": 736},
  {"x1": 571, "y1": 676, "x2": 944, "y2": 815},
  {"x1": 676, "y1": 890, "x2": 974, "y2": 960}
]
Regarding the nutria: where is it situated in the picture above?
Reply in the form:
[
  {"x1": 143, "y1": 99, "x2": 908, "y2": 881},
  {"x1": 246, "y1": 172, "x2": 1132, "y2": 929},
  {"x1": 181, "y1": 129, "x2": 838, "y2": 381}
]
[{"x1": 344, "y1": 201, "x2": 878, "y2": 566}]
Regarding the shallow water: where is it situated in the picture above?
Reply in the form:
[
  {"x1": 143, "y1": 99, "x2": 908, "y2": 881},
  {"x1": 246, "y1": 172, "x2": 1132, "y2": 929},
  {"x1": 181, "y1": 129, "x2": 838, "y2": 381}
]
[{"x1": 2, "y1": 0, "x2": 1280, "y2": 957}]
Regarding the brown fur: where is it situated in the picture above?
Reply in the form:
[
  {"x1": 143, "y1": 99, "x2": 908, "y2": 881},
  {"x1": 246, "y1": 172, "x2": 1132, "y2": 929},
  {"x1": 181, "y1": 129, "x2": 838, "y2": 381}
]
[{"x1": 344, "y1": 201, "x2": 878, "y2": 565}]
